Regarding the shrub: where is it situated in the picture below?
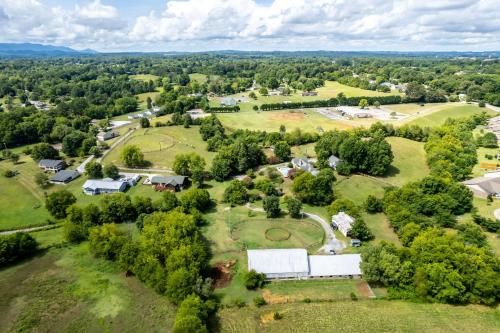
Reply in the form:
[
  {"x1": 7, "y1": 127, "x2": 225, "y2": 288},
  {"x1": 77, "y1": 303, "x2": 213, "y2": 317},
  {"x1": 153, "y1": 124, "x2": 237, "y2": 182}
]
[
  {"x1": 0, "y1": 233, "x2": 38, "y2": 267},
  {"x1": 478, "y1": 100, "x2": 486, "y2": 107},
  {"x1": 364, "y1": 195, "x2": 383, "y2": 213},
  {"x1": 3, "y1": 169, "x2": 15, "y2": 178},
  {"x1": 244, "y1": 269, "x2": 266, "y2": 290},
  {"x1": 273, "y1": 312, "x2": 283, "y2": 320},
  {"x1": 45, "y1": 190, "x2": 77, "y2": 219},
  {"x1": 253, "y1": 296, "x2": 266, "y2": 307},
  {"x1": 350, "y1": 292, "x2": 358, "y2": 301}
]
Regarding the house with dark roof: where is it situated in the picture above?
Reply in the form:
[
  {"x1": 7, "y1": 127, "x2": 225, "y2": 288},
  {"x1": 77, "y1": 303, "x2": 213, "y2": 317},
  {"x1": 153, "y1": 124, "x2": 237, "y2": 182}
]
[
  {"x1": 50, "y1": 170, "x2": 80, "y2": 184},
  {"x1": 38, "y1": 159, "x2": 65, "y2": 173},
  {"x1": 149, "y1": 175, "x2": 188, "y2": 192}
]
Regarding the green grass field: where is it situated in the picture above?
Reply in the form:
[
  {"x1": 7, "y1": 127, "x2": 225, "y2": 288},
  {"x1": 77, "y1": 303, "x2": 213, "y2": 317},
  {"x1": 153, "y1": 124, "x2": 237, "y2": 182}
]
[
  {"x1": 189, "y1": 73, "x2": 208, "y2": 84},
  {"x1": 335, "y1": 175, "x2": 387, "y2": 202},
  {"x1": 129, "y1": 74, "x2": 159, "y2": 82},
  {"x1": 102, "y1": 126, "x2": 215, "y2": 170},
  {"x1": 383, "y1": 137, "x2": 429, "y2": 186},
  {"x1": 316, "y1": 81, "x2": 400, "y2": 98},
  {"x1": 0, "y1": 244, "x2": 176, "y2": 332},
  {"x1": 216, "y1": 300, "x2": 500, "y2": 333},
  {"x1": 405, "y1": 104, "x2": 495, "y2": 127}
]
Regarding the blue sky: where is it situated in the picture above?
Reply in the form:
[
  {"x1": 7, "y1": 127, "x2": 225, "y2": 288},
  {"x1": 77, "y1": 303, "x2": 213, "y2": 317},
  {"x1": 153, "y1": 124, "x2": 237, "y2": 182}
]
[{"x1": 0, "y1": 0, "x2": 499, "y2": 52}]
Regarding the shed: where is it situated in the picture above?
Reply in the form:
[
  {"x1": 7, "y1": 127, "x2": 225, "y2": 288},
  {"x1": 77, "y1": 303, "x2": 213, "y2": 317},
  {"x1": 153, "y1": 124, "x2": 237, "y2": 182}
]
[{"x1": 247, "y1": 249, "x2": 309, "y2": 279}]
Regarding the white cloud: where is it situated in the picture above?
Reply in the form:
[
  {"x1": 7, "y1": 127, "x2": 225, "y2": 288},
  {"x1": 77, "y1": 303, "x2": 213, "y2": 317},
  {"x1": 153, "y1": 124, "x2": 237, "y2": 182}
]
[{"x1": 0, "y1": 0, "x2": 499, "y2": 51}]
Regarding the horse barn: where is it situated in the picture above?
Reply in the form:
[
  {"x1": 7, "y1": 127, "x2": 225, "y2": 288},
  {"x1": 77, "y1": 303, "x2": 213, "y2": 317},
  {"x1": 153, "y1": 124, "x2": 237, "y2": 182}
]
[{"x1": 247, "y1": 249, "x2": 362, "y2": 280}]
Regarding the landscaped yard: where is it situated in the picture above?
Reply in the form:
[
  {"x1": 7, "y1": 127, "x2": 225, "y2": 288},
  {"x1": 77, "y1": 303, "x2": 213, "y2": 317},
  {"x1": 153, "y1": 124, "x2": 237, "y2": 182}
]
[
  {"x1": 216, "y1": 300, "x2": 500, "y2": 333},
  {"x1": 101, "y1": 126, "x2": 215, "y2": 170}
]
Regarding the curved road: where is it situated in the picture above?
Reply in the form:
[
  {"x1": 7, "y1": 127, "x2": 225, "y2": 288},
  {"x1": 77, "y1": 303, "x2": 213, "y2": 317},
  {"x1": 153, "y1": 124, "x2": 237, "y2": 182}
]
[{"x1": 245, "y1": 203, "x2": 345, "y2": 253}]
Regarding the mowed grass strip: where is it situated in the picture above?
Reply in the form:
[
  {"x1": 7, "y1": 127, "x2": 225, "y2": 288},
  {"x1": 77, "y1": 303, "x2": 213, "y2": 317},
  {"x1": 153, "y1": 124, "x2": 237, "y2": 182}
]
[
  {"x1": 405, "y1": 104, "x2": 495, "y2": 127},
  {"x1": 316, "y1": 81, "x2": 400, "y2": 98},
  {"x1": 216, "y1": 300, "x2": 500, "y2": 333}
]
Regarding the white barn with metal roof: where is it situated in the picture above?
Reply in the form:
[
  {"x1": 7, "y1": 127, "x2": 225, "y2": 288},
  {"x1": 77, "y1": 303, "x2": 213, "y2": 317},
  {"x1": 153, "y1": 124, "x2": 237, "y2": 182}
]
[
  {"x1": 247, "y1": 249, "x2": 362, "y2": 280},
  {"x1": 247, "y1": 249, "x2": 309, "y2": 279}
]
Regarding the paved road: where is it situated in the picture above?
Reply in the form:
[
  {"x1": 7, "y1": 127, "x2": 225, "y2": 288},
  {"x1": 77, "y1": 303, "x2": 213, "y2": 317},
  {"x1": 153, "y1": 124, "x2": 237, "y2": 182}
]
[
  {"x1": 245, "y1": 203, "x2": 346, "y2": 253},
  {"x1": 77, "y1": 155, "x2": 94, "y2": 174},
  {"x1": 97, "y1": 126, "x2": 138, "y2": 163}
]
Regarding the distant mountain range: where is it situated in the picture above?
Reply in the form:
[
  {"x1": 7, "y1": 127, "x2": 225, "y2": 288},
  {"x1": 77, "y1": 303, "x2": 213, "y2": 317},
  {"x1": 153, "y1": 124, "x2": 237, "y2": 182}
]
[
  {"x1": 0, "y1": 43, "x2": 498, "y2": 58},
  {"x1": 0, "y1": 43, "x2": 98, "y2": 57}
]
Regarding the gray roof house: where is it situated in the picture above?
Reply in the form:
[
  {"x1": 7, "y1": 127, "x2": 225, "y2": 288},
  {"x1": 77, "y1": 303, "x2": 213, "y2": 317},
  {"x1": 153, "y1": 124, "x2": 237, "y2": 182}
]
[
  {"x1": 220, "y1": 97, "x2": 237, "y2": 106},
  {"x1": 332, "y1": 212, "x2": 355, "y2": 237},
  {"x1": 462, "y1": 176, "x2": 500, "y2": 199},
  {"x1": 328, "y1": 155, "x2": 341, "y2": 169},
  {"x1": 247, "y1": 249, "x2": 362, "y2": 279},
  {"x1": 149, "y1": 175, "x2": 188, "y2": 191},
  {"x1": 50, "y1": 170, "x2": 80, "y2": 184},
  {"x1": 291, "y1": 157, "x2": 319, "y2": 176},
  {"x1": 39, "y1": 159, "x2": 65, "y2": 173},
  {"x1": 82, "y1": 179, "x2": 127, "y2": 195}
]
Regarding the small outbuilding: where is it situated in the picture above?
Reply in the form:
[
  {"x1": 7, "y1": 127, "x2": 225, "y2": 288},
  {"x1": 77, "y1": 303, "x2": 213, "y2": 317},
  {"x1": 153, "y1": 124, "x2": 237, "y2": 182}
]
[
  {"x1": 332, "y1": 212, "x2": 355, "y2": 237},
  {"x1": 247, "y1": 249, "x2": 309, "y2": 279},
  {"x1": 50, "y1": 170, "x2": 80, "y2": 184},
  {"x1": 97, "y1": 131, "x2": 118, "y2": 141},
  {"x1": 328, "y1": 155, "x2": 341, "y2": 169}
]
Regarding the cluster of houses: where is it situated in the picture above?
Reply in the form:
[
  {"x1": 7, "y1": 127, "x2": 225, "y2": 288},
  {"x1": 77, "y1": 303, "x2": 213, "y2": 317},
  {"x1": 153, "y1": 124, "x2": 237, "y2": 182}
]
[
  {"x1": 39, "y1": 159, "x2": 80, "y2": 184},
  {"x1": 247, "y1": 248, "x2": 362, "y2": 280},
  {"x1": 282, "y1": 155, "x2": 340, "y2": 178},
  {"x1": 380, "y1": 82, "x2": 407, "y2": 92}
]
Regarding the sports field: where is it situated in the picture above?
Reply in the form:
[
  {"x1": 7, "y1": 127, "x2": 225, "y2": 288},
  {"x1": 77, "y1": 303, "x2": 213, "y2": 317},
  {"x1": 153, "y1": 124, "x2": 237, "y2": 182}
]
[{"x1": 102, "y1": 126, "x2": 215, "y2": 169}]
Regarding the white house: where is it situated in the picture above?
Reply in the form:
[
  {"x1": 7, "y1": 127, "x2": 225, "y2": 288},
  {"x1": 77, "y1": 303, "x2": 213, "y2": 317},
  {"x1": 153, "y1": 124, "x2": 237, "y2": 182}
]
[
  {"x1": 291, "y1": 157, "x2": 319, "y2": 176},
  {"x1": 220, "y1": 97, "x2": 237, "y2": 106},
  {"x1": 82, "y1": 179, "x2": 127, "y2": 195},
  {"x1": 332, "y1": 212, "x2": 355, "y2": 237},
  {"x1": 97, "y1": 131, "x2": 118, "y2": 141}
]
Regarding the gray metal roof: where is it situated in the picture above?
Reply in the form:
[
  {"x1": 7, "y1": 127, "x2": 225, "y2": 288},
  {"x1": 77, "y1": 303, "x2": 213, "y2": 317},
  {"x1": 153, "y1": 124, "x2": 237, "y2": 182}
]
[
  {"x1": 308, "y1": 254, "x2": 362, "y2": 277},
  {"x1": 328, "y1": 155, "x2": 341, "y2": 163},
  {"x1": 39, "y1": 159, "x2": 64, "y2": 168},
  {"x1": 51, "y1": 170, "x2": 79, "y2": 182},
  {"x1": 247, "y1": 249, "x2": 309, "y2": 275},
  {"x1": 463, "y1": 176, "x2": 500, "y2": 194},
  {"x1": 150, "y1": 175, "x2": 187, "y2": 186},
  {"x1": 83, "y1": 179, "x2": 127, "y2": 191}
]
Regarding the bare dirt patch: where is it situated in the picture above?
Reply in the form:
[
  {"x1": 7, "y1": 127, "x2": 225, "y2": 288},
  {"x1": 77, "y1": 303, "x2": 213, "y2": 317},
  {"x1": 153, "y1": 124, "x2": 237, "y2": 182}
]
[
  {"x1": 270, "y1": 112, "x2": 305, "y2": 121},
  {"x1": 356, "y1": 281, "x2": 375, "y2": 299},
  {"x1": 262, "y1": 289, "x2": 294, "y2": 304},
  {"x1": 211, "y1": 260, "x2": 236, "y2": 289}
]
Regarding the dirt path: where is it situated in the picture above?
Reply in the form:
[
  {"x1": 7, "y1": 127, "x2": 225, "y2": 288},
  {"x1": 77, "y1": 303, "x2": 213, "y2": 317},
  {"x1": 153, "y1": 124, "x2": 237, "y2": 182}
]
[
  {"x1": 0, "y1": 224, "x2": 56, "y2": 235},
  {"x1": 245, "y1": 203, "x2": 346, "y2": 253},
  {"x1": 96, "y1": 126, "x2": 138, "y2": 163}
]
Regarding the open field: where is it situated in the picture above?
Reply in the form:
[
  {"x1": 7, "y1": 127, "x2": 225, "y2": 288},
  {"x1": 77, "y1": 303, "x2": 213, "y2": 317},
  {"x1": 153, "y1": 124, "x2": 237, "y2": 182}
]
[
  {"x1": 383, "y1": 137, "x2": 429, "y2": 186},
  {"x1": 363, "y1": 213, "x2": 401, "y2": 245},
  {"x1": 189, "y1": 73, "x2": 209, "y2": 84},
  {"x1": 0, "y1": 244, "x2": 176, "y2": 333},
  {"x1": 219, "y1": 109, "x2": 354, "y2": 133},
  {"x1": 406, "y1": 104, "x2": 495, "y2": 127},
  {"x1": 316, "y1": 81, "x2": 400, "y2": 98},
  {"x1": 129, "y1": 74, "x2": 159, "y2": 82},
  {"x1": 102, "y1": 126, "x2": 215, "y2": 169},
  {"x1": 216, "y1": 300, "x2": 500, "y2": 333},
  {"x1": 335, "y1": 175, "x2": 387, "y2": 202}
]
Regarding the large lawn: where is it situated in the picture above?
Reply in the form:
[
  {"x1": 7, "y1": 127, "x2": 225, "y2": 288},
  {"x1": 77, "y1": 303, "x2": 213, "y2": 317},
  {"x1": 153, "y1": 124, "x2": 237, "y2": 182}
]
[
  {"x1": 383, "y1": 137, "x2": 429, "y2": 186},
  {"x1": 405, "y1": 104, "x2": 495, "y2": 127},
  {"x1": 129, "y1": 74, "x2": 159, "y2": 82},
  {"x1": 189, "y1": 73, "x2": 209, "y2": 84},
  {"x1": 101, "y1": 126, "x2": 215, "y2": 170},
  {"x1": 216, "y1": 300, "x2": 500, "y2": 333},
  {"x1": 0, "y1": 244, "x2": 176, "y2": 332},
  {"x1": 316, "y1": 81, "x2": 400, "y2": 98}
]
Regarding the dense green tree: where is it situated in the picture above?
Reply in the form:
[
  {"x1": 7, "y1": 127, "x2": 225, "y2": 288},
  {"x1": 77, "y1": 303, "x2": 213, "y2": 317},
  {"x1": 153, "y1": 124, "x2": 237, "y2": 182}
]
[
  {"x1": 348, "y1": 218, "x2": 374, "y2": 241},
  {"x1": 263, "y1": 195, "x2": 281, "y2": 218},
  {"x1": 244, "y1": 269, "x2": 266, "y2": 290},
  {"x1": 89, "y1": 224, "x2": 127, "y2": 260},
  {"x1": 274, "y1": 141, "x2": 291, "y2": 162},
  {"x1": 30, "y1": 143, "x2": 59, "y2": 161},
  {"x1": 140, "y1": 117, "x2": 150, "y2": 128},
  {"x1": 100, "y1": 193, "x2": 136, "y2": 224},
  {"x1": 45, "y1": 190, "x2": 76, "y2": 219},
  {"x1": 285, "y1": 196, "x2": 302, "y2": 218},
  {"x1": 292, "y1": 169, "x2": 335, "y2": 205},
  {"x1": 223, "y1": 180, "x2": 248, "y2": 205},
  {"x1": 103, "y1": 163, "x2": 120, "y2": 179},
  {"x1": 121, "y1": 145, "x2": 145, "y2": 167},
  {"x1": 85, "y1": 161, "x2": 103, "y2": 179},
  {"x1": 180, "y1": 188, "x2": 211, "y2": 212},
  {"x1": 0, "y1": 233, "x2": 38, "y2": 267},
  {"x1": 34, "y1": 172, "x2": 50, "y2": 188}
]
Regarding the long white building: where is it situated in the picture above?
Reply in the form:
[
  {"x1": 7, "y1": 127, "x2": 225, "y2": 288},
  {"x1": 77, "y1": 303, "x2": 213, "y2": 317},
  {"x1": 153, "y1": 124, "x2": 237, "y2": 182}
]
[{"x1": 247, "y1": 248, "x2": 362, "y2": 280}]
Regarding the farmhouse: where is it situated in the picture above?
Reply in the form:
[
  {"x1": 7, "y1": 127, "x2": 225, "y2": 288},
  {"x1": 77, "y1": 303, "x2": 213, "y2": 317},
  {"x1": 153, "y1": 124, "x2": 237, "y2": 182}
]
[
  {"x1": 82, "y1": 179, "x2": 127, "y2": 195},
  {"x1": 292, "y1": 157, "x2": 319, "y2": 176},
  {"x1": 38, "y1": 159, "x2": 65, "y2": 173},
  {"x1": 50, "y1": 170, "x2": 80, "y2": 184},
  {"x1": 328, "y1": 155, "x2": 341, "y2": 169},
  {"x1": 247, "y1": 249, "x2": 362, "y2": 280},
  {"x1": 97, "y1": 131, "x2": 118, "y2": 141},
  {"x1": 332, "y1": 212, "x2": 355, "y2": 237},
  {"x1": 277, "y1": 166, "x2": 293, "y2": 178},
  {"x1": 221, "y1": 97, "x2": 237, "y2": 106},
  {"x1": 462, "y1": 176, "x2": 500, "y2": 199},
  {"x1": 148, "y1": 175, "x2": 187, "y2": 192}
]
